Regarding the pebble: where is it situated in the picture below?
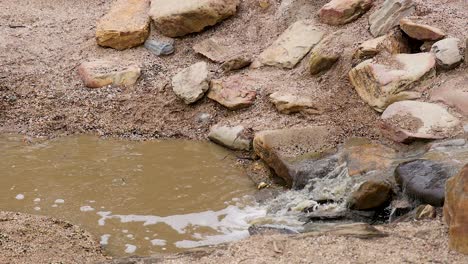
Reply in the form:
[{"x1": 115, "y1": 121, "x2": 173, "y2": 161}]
[
  {"x1": 15, "y1": 194, "x2": 24, "y2": 200},
  {"x1": 144, "y1": 39, "x2": 174, "y2": 56}
]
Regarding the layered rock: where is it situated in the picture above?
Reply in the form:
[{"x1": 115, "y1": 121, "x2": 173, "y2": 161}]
[
  {"x1": 430, "y1": 76, "x2": 468, "y2": 117},
  {"x1": 444, "y1": 164, "x2": 468, "y2": 254},
  {"x1": 319, "y1": 0, "x2": 373, "y2": 25},
  {"x1": 431, "y1": 38, "x2": 463, "y2": 70},
  {"x1": 349, "y1": 180, "x2": 393, "y2": 210},
  {"x1": 349, "y1": 53, "x2": 436, "y2": 112},
  {"x1": 208, "y1": 77, "x2": 257, "y2": 110},
  {"x1": 78, "y1": 60, "x2": 141, "y2": 88},
  {"x1": 353, "y1": 30, "x2": 410, "y2": 61},
  {"x1": 149, "y1": 0, "x2": 239, "y2": 37},
  {"x1": 253, "y1": 20, "x2": 324, "y2": 69},
  {"x1": 369, "y1": 0, "x2": 415, "y2": 37},
  {"x1": 269, "y1": 92, "x2": 322, "y2": 115},
  {"x1": 380, "y1": 101, "x2": 461, "y2": 143},
  {"x1": 96, "y1": 0, "x2": 150, "y2": 50},
  {"x1": 399, "y1": 19, "x2": 445, "y2": 41},
  {"x1": 171, "y1": 62, "x2": 209, "y2": 104},
  {"x1": 208, "y1": 124, "x2": 252, "y2": 150}
]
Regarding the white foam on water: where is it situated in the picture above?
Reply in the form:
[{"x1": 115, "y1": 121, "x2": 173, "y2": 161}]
[
  {"x1": 33, "y1": 198, "x2": 41, "y2": 203},
  {"x1": 124, "y1": 244, "x2": 137, "y2": 254},
  {"x1": 80, "y1": 206, "x2": 95, "y2": 212},
  {"x1": 15, "y1": 194, "x2": 24, "y2": 200},
  {"x1": 150, "y1": 239, "x2": 166, "y2": 246},
  {"x1": 100, "y1": 234, "x2": 111, "y2": 246},
  {"x1": 54, "y1": 199, "x2": 65, "y2": 204}
]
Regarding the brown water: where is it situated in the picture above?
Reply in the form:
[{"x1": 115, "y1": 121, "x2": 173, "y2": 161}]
[{"x1": 0, "y1": 135, "x2": 264, "y2": 256}]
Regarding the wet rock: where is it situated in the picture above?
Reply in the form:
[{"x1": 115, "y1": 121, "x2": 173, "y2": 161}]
[
  {"x1": 193, "y1": 37, "x2": 231, "y2": 63},
  {"x1": 395, "y1": 159, "x2": 452, "y2": 206},
  {"x1": 253, "y1": 126, "x2": 335, "y2": 187},
  {"x1": 380, "y1": 101, "x2": 461, "y2": 143},
  {"x1": 308, "y1": 34, "x2": 342, "y2": 75},
  {"x1": 431, "y1": 38, "x2": 463, "y2": 70},
  {"x1": 207, "y1": 77, "x2": 256, "y2": 110},
  {"x1": 399, "y1": 19, "x2": 445, "y2": 41},
  {"x1": 171, "y1": 62, "x2": 209, "y2": 104},
  {"x1": 252, "y1": 20, "x2": 324, "y2": 69},
  {"x1": 248, "y1": 225, "x2": 298, "y2": 236},
  {"x1": 96, "y1": 0, "x2": 150, "y2": 50},
  {"x1": 288, "y1": 154, "x2": 340, "y2": 190},
  {"x1": 415, "y1": 204, "x2": 436, "y2": 220},
  {"x1": 269, "y1": 92, "x2": 322, "y2": 115},
  {"x1": 430, "y1": 76, "x2": 468, "y2": 117},
  {"x1": 444, "y1": 164, "x2": 468, "y2": 254},
  {"x1": 349, "y1": 180, "x2": 393, "y2": 210},
  {"x1": 144, "y1": 39, "x2": 174, "y2": 56},
  {"x1": 208, "y1": 124, "x2": 252, "y2": 151},
  {"x1": 78, "y1": 60, "x2": 141, "y2": 88},
  {"x1": 221, "y1": 56, "x2": 252, "y2": 72},
  {"x1": 149, "y1": 0, "x2": 239, "y2": 37},
  {"x1": 353, "y1": 30, "x2": 410, "y2": 61},
  {"x1": 319, "y1": 0, "x2": 373, "y2": 25},
  {"x1": 298, "y1": 223, "x2": 387, "y2": 239},
  {"x1": 369, "y1": 0, "x2": 415, "y2": 37},
  {"x1": 349, "y1": 53, "x2": 435, "y2": 112}
]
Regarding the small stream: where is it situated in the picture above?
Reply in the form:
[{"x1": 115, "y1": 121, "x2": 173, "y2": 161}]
[{"x1": 0, "y1": 135, "x2": 266, "y2": 256}]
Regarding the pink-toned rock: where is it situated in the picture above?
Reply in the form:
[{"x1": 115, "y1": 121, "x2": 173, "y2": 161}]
[
  {"x1": 319, "y1": 0, "x2": 373, "y2": 25},
  {"x1": 431, "y1": 76, "x2": 468, "y2": 117},
  {"x1": 208, "y1": 76, "x2": 256, "y2": 110},
  {"x1": 399, "y1": 19, "x2": 445, "y2": 41},
  {"x1": 380, "y1": 101, "x2": 461, "y2": 143},
  {"x1": 349, "y1": 53, "x2": 436, "y2": 112},
  {"x1": 78, "y1": 60, "x2": 141, "y2": 88}
]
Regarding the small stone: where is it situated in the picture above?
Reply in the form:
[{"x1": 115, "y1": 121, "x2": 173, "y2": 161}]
[
  {"x1": 257, "y1": 182, "x2": 269, "y2": 190},
  {"x1": 144, "y1": 39, "x2": 174, "y2": 56},
  {"x1": 369, "y1": 0, "x2": 415, "y2": 37},
  {"x1": 208, "y1": 124, "x2": 252, "y2": 151},
  {"x1": 221, "y1": 56, "x2": 252, "y2": 72},
  {"x1": 399, "y1": 19, "x2": 445, "y2": 41},
  {"x1": 253, "y1": 20, "x2": 324, "y2": 69},
  {"x1": 349, "y1": 181, "x2": 393, "y2": 210},
  {"x1": 78, "y1": 60, "x2": 141, "y2": 88},
  {"x1": 415, "y1": 204, "x2": 436, "y2": 220},
  {"x1": 96, "y1": 0, "x2": 150, "y2": 50},
  {"x1": 381, "y1": 101, "x2": 461, "y2": 143},
  {"x1": 258, "y1": 0, "x2": 271, "y2": 9},
  {"x1": 431, "y1": 38, "x2": 463, "y2": 70},
  {"x1": 269, "y1": 92, "x2": 321, "y2": 114},
  {"x1": 319, "y1": 0, "x2": 373, "y2": 26},
  {"x1": 171, "y1": 62, "x2": 209, "y2": 104},
  {"x1": 353, "y1": 30, "x2": 410, "y2": 61},
  {"x1": 207, "y1": 77, "x2": 256, "y2": 110}
]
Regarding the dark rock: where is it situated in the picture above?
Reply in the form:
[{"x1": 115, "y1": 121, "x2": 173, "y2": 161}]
[
  {"x1": 395, "y1": 159, "x2": 452, "y2": 206},
  {"x1": 288, "y1": 154, "x2": 340, "y2": 190},
  {"x1": 349, "y1": 181, "x2": 393, "y2": 210}
]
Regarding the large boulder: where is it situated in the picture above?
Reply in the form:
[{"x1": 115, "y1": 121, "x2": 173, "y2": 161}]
[
  {"x1": 353, "y1": 30, "x2": 410, "y2": 61},
  {"x1": 431, "y1": 38, "x2": 463, "y2": 70},
  {"x1": 349, "y1": 53, "x2": 436, "y2": 112},
  {"x1": 349, "y1": 180, "x2": 393, "y2": 210},
  {"x1": 252, "y1": 20, "x2": 324, "y2": 69},
  {"x1": 369, "y1": 0, "x2": 415, "y2": 37},
  {"x1": 430, "y1": 76, "x2": 468, "y2": 117},
  {"x1": 318, "y1": 0, "x2": 373, "y2": 25},
  {"x1": 380, "y1": 101, "x2": 461, "y2": 143},
  {"x1": 207, "y1": 77, "x2": 257, "y2": 110},
  {"x1": 269, "y1": 92, "x2": 321, "y2": 115},
  {"x1": 149, "y1": 0, "x2": 239, "y2": 37},
  {"x1": 395, "y1": 159, "x2": 453, "y2": 207},
  {"x1": 171, "y1": 62, "x2": 209, "y2": 104},
  {"x1": 444, "y1": 164, "x2": 468, "y2": 254},
  {"x1": 399, "y1": 19, "x2": 445, "y2": 41},
  {"x1": 208, "y1": 124, "x2": 252, "y2": 151},
  {"x1": 96, "y1": 0, "x2": 150, "y2": 50},
  {"x1": 78, "y1": 60, "x2": 141, "y2": 88}
]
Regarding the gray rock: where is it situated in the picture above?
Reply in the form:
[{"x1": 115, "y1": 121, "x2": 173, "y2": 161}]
[
  {"x1": 208, "y1": 125, "x2": 252, "y2": 151},
  {"x1": 431, "y1": 38, "x2": 463, "y2": 70},
  {"x1": 248, "y1": 225, "x2": 298, "y2": 236},
  {"x1": 369, "y1": 0, "x2": 415, "y2": 37},
  {"x1": 144, "y1": 39, "x2": 174, "y2": 56},
  {"x1": 171, "y1": 62, "x2": 209, "y2": 104},
  {"x1": 288, "y1": 154, "x2": 340, "y2": 190}
]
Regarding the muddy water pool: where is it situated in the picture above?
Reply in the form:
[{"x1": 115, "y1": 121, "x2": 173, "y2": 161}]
[{"x1": 0, "y1": 135, "x2": 264, "y2": 256}]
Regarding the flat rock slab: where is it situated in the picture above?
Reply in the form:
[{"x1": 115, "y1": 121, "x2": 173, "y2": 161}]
[
  {"x1": 431, "y1": 38, "x2": 463, "y2": 70},
  {"x1": 319, "y1": 0, "x2": 373, "y2": 25},
  {"x1": 269, "y1": 92, "x2": 321, "y2": 114},
  {"x1": 430, "y1": 75, "x2": 468, "y2": 117},
  {"x1": 208, "y1": 76, "x2": 256, "y2": 110},
  {"x1": 96, "y1": 0, "x2": 150, "y2": 50},
  {"x1": 149, "y1": 0, "x2": 239, "y2": 37},
  {"x1": 253, "y1": 20, "x2": 324, "y2": 69},
  {"x1": 395, "y1": 159, "x2": 453, "y2": 206},
  {"x1": 349, "y1": 53, "x2": 436, "y2": 112},
  {"x1": 399, "y1": 18, "x2": 445, "y2": 41},
  {"x1": 172, "y1": 62, "x2": 209, "y2": 104},
  {"x1": 208, "y1": 124, "x2": 252, "y2": 150},
  {"x1": 193, "y1": 37, "x2": 231, "y2": 63},
  {"x1": 369, "y1": 0, "x2": 415, "y2": 37},
  {"x1": 353, "y1": 30, "x2": 410, "y2": 61},
  {"x1": 308, "y1": 34, "x2": 342, "y2": 75},
  {"x1": 381, "y1": 101, "x2": 461, "y2": 143},
  {"x1": 78, "y1": 60, "x2": 141, "y2": 88}
]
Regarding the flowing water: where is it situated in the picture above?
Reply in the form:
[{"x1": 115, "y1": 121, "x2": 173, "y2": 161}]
[{"x1": 0, "y1": 135, "x2": 265, "y2": 256}]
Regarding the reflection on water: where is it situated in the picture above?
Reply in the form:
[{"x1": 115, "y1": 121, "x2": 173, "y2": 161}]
[{"x1": 0, "y1": 135, "x2": 263, "y2": 256}]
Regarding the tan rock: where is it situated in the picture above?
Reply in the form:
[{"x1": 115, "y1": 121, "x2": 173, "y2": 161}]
[
  {"x1": 96, "y1": 0, "x2": 150, "y2": 50},
  {"x1": 269, "y1": 92, "x2": 322, "y2": 114},
  {"x1": 380, "y1": 101, "x2": 461, "y2": 143},
  {"x1": 193, "y1": 37, "x2": 230, "y2": 63},
  {"x1": 430, "y1": 76, "x2": 468, "y2": 117},
  {"x1": 349, "y1": 53, "x2": 436, "y2": 112},
  {"x1": 369, "y1": 0, "x2": 415, "y2": 37},
  {"x1": 308, "y1": 34, "x2": 342, "y2": 75},
  {"x1": 415, "y1": 204, "x2": 436, "y2": 220},
  {"x1": 444, "y1": 164, "x2": 468, "y2": 254},
  {"x1": 208, "y1": 124, "x2": 252, "y2": 150},
  {"x1": 78, "y1": 60, "x2": 141, "y2": 88},
  {"x1": 208, "y1": 77, "x2": 256, "y2": 110},
  {"x1": 221, "y1": 56, "x2": 252, "y2": 72},
  {"x1": 319, "y1": 0, "x2": 373, "y2": 25},
  {"x1": 253, "y1": 20, "x2": 324, "y2": 69},
  {"x1": 149, "y1": 0, "x2": 239, "y2": 37},
  {"x1": 349, "y1": 180, "x2": 393, "y2": 210},
  {"x1": 172, "y1": 62, "x2": 210, "y2": 104},
  {"x1": 353, "y1": 30, "x2": 410, "y2": 60},
  {"x1": 399, "y1": 19, "x2": 445, "y2": 41}
]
